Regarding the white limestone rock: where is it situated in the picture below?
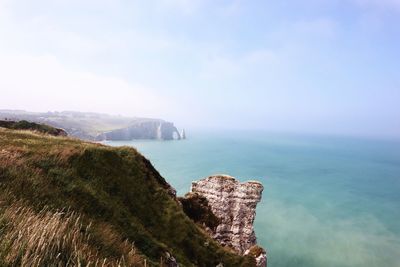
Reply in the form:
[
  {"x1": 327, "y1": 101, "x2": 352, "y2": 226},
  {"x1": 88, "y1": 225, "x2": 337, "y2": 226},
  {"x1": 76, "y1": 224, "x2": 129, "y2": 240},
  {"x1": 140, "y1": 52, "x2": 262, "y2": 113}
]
[{"x1": 190, "y1": 175, "x2": 264, "y2": 255}]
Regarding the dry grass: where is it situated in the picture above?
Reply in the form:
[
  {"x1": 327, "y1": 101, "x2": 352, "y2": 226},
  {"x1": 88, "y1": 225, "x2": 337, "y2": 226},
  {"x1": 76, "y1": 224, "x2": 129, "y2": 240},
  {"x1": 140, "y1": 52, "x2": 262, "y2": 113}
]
[
  {"x1": 0, "y1": 202, "x2": 144, "y2": 267},
  {"x1": 0, "y1": 147, "x2": 24, "y2": 168}
]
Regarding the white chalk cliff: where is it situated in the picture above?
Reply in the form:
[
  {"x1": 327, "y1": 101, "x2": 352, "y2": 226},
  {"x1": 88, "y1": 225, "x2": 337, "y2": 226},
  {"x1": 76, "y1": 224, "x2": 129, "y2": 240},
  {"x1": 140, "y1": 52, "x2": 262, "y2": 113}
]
[
  {"x1": 95, "y1": 120, "x2": 182, "y2": 141},
  {"x1": 191, "y1": 175, "x2": 267, "y2": 266}
]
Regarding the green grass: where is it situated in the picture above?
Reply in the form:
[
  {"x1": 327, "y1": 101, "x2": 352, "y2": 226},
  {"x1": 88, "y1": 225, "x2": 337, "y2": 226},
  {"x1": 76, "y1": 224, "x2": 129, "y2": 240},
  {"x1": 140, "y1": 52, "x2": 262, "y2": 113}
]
[
  {"x1": 178, "y1": 192, "x2": 220, "y2": 232},
  {"x1": 0, "y1": 128, "x2": 255, "y2": 266}
]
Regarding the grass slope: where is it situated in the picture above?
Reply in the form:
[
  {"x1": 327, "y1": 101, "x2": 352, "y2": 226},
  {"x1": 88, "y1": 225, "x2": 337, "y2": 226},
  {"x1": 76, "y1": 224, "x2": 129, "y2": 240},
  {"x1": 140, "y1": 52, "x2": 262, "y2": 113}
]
[
  {"x1": 0, "y1": 120, "x2": 67, "y2": 136},
  {"x1": 0, "y1": 128, "x2": 255, "y2": 266}
]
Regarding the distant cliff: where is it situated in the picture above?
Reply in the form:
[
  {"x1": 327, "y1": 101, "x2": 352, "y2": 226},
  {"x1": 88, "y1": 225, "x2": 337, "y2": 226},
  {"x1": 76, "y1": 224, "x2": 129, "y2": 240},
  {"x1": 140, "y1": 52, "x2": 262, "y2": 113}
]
[
  {"x1": 95, "y1": 120, "x2": 181, "y2": 141},
  {"x1": 0, "y1": 110, "x2": 184, "y2": 141}
]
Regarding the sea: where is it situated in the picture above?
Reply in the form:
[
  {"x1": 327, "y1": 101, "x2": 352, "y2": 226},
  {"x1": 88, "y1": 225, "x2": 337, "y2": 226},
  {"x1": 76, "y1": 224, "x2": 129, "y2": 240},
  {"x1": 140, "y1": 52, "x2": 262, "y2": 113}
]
[{"x1": 105, "y1": 130, "x2": 400, "y2": 267}]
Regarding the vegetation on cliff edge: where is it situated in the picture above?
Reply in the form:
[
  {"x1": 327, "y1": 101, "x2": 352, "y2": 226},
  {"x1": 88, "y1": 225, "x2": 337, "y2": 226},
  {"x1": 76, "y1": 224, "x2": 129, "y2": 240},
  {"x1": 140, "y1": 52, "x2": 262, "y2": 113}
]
[
  {"x1": 0, "y1": 120, "x2": 67, "y2": 136},
  {"x1": 0, "y1": 128, "x2": 255, "y2": 266},
  {"x1": 178, "y1": 192, "x2": 220, "y2": 232}
]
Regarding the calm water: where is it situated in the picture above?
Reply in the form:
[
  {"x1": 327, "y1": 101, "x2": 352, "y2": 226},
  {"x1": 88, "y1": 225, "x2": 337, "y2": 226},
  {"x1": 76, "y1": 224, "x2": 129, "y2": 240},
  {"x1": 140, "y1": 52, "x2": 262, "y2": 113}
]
[{"x1": 105, "y1": 131, "x2": 400, "y2": 267}]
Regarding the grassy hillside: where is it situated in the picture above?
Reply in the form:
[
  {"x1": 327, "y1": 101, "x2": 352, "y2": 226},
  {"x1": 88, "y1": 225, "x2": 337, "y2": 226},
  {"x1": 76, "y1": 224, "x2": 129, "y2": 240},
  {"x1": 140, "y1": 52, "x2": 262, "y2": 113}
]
[
  {"x1": 0, "y1": 120, "x2": 67, "y2": 136},
  {"x1": 0, "y1": 128, "x2": 255, "y2": 266}
]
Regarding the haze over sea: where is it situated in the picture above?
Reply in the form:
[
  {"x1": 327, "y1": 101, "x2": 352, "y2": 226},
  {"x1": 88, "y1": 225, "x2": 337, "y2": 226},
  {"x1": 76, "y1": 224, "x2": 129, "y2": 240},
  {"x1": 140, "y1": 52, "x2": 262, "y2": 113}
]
[{"x1": 106, "y1": 131, "x2": 400, "y2": 267}]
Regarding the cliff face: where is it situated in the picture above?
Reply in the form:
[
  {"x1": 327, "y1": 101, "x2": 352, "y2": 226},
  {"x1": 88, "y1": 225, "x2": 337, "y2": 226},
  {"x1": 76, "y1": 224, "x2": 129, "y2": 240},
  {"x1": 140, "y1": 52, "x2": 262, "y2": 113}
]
[
  {"x1": 191, "y1": 175, "x2": 267, "y2": 265},
  {"x1": 95, "y1": 120, "x2": 181, "y2": 141}
]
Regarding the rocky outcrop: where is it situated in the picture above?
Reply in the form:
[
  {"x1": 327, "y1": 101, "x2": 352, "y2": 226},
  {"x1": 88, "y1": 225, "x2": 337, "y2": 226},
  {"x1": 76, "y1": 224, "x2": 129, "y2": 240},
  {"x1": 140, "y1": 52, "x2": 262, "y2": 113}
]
[
  {"x1": 95, "y1": 120, "x2": 181, "y2": 141},
  {"x1": 245, "y1": 245, "x2": 267, "y2": 267},
  {"x1": 190, "y1": 174, "x2": 267, "y2": 266},
  {"x1": 180, "y1": 129, "x2": 186, "y2": 139}
]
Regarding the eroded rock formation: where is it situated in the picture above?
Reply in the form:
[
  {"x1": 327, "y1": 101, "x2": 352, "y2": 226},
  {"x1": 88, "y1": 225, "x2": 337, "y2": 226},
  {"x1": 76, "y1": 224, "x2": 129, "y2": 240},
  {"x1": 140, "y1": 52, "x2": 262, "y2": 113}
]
[
  {"x1": 95, "y1": 120, "x2": 181, "y2": 141},
  {"x1": 190, "y1": 174, "x2": 267, "y2": 266},
  {"x1": 180, "y1": 129, "x2": 186, "y2": 139}
]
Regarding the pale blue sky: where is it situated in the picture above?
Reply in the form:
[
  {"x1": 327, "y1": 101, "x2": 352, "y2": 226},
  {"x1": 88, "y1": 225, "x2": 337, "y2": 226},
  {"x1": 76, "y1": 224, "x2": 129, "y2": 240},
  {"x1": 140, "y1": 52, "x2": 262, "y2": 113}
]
[{"x1": 0, "y1": 0, "x2": 399, "y2": 137}]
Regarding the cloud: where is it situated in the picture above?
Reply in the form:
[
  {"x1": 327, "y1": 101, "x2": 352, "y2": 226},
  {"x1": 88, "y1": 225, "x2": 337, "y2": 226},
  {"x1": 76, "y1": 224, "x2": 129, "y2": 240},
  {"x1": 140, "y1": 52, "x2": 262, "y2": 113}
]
[
  {"x1": 156, "y1": 0, "x2": 203, "y2": 15},
  {"x1": 353, "y1": 0, "x2": 400, "y2": 11},
  {"x1": 0, "y1": 0, "x2": 186, "y2": 121},
  {"x1": 293, "y1": 17, "x2": 337, "y2": 38},
  {"x1": 0, "y1": 53, "x2": 171, "y2": 117},
  {"x1": 220, "y1": 0, "x2": 242, "y2": 16},
  {"x1": 244, "y1": 49, "x2": 278, "y2": 64},
  {"x1": 197, "y1": 18, "x2": 338, "y2": 82},
  {"x1": 0, "y1": 0, "x2": 11, "y2": 19}
]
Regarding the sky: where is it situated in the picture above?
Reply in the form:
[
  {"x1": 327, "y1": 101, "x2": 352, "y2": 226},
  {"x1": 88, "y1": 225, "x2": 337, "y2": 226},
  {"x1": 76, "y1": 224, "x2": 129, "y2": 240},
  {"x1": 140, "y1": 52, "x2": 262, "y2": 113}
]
[{"x1": 0, "y1": 0, "x2": 399, "y2": 137}]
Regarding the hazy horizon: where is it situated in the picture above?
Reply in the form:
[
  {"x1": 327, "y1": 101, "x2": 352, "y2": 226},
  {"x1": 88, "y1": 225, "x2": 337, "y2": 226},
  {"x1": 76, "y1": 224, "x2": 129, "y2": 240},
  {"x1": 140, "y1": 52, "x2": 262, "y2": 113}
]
[{"x1": 1, "y1": 0, "x2": 399, "y2": 138}]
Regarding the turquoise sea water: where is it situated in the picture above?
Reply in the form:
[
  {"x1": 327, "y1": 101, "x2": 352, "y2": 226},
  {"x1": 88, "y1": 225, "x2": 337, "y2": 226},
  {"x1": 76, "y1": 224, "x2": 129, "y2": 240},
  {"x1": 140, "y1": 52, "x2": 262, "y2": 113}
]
[{"x1": 105, "y1": 131, "x2": 400, "y2": 267}]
